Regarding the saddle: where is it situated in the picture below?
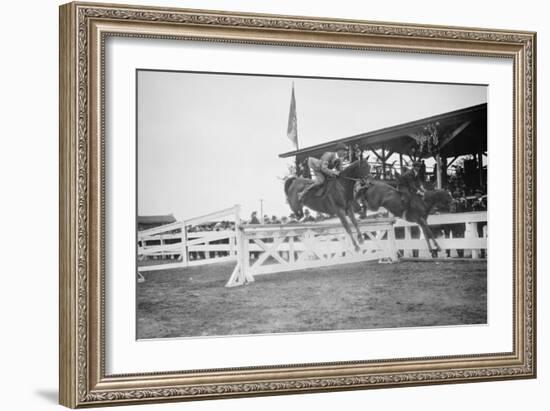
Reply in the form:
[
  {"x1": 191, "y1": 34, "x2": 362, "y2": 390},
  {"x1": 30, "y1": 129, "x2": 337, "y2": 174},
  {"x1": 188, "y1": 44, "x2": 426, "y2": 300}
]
[{"x1": 301, "y1": 178, "x2": 333, "y2": 201}]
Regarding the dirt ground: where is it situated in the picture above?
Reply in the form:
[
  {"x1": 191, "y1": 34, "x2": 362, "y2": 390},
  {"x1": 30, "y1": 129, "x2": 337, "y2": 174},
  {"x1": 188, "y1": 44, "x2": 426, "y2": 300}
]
[{"x1": 136, "y1": 260, "x2": 487, "y2": 339}]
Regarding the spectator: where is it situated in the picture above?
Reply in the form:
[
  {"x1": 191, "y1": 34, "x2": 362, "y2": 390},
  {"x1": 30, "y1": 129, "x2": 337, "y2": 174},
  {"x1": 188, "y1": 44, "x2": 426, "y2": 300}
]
[
  {"x1": 263, "y1": 214, "x2": 269, "y2": 224},
  {"x1": 419, "y1": 159, "x2": 426, "y2": 182},
  {"x1": 449, "y1": 198, "x2": 458, "y2": 213},
  {"x1": 452, "y1": 189, "x2": 467, "y2": 212},
  {"x1": 281, "y1": 216, "x2": 289, "y2": 224},
  {"x1": 271, "y1": 215, "x2": 281, "y2": 224},
  {"x1": 288, "y1": 213, "x2": 298, "y2": 223},
  {"x1": 249, "y1": 211, "x2": 260, "y2": 224},
  {"x1": 472, "y1": 189, "x2": 487, "y2": 211},
  {"x1": 302, "y1": 209, "x2": 315, "y2": 222}
]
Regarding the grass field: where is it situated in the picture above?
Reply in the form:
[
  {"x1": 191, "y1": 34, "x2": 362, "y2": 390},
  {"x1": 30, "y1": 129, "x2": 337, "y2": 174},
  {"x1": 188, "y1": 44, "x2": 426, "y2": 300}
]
[{"x1": 136, "y1": 260, "x2": 486, "y2": 339}]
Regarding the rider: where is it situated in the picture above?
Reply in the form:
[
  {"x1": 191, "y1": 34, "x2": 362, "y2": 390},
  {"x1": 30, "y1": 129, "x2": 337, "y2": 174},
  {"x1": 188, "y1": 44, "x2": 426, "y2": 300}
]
[
  {"x1": 298, "y1": 142, "x2": 347, "y2": 202},
  {"x1": 397, "y1": 160, "x2": 427, "y2": 209}
]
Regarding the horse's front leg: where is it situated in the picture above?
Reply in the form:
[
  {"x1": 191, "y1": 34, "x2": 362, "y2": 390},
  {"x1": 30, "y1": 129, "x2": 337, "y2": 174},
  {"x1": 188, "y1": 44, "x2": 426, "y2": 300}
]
[
  {"x1": 335, "y1": 208, "x2": 360, "y2": 252},
  {"x1": 346, "y1": 207, "x2": 364, "y2": 245}
]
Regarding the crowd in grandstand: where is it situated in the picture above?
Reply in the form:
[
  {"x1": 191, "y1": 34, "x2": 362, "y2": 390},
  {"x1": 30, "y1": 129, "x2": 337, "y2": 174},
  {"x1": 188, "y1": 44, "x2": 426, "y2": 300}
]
[
  {"x1": 445, "y1": 164, "x2": 487, "y2": 212},
  {"x1": 183, "y1": 210, "x2": 330, "y2": 233}
]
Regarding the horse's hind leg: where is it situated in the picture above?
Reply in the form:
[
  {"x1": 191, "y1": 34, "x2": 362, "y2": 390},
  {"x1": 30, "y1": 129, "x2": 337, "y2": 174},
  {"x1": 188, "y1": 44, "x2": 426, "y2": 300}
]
[
  {"x1": 423, "y1": 220, "x2": 441, "y2": 251},
  {"x1": 347, "y1": 207, "x2": 364, "y2": 244},
  {"x1": 336, "y1": 208, "x2": 360, "y2": 252},
  {"x1": 419, "y1": 224, "x2": 435, "y2": 256},
  {"x1": 418, "y1": 218, "x2": 441, "y2": 255}
]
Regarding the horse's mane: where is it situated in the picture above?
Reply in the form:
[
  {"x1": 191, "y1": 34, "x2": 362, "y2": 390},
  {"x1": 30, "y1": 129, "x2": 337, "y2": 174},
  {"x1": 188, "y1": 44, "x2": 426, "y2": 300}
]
[{"x1": 340, "y1": 160, "x2": 359, "y2": 177}]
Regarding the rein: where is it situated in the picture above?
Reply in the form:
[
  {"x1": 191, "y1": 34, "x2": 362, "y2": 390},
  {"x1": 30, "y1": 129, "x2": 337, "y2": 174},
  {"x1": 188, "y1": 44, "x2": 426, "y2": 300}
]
[{"x1": 341, "y1": 176, "x2": 366, "y2": 182}]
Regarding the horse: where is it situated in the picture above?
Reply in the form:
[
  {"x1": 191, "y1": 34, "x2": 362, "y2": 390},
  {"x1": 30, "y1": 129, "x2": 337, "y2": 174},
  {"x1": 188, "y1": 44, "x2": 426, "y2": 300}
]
[
  {"x1": 356, "y1": 181, "x2": 452, "y2": 254},
  {"x1": 284, "y1": 159, "x2": 371, "y2": 252}
]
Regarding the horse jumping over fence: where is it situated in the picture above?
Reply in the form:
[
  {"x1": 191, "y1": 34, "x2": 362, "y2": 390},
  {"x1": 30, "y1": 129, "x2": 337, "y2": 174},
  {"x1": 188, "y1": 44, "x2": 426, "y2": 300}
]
[
  {"x1": 284, "y1": 159, "x2": 371, "y2": 252},
  {"x1": 356, "y1": 181, "x2": 452, "y2": 254}
]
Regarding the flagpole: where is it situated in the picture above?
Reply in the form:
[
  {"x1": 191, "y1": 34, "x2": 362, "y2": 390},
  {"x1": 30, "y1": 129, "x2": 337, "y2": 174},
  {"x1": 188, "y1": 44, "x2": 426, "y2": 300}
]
[
  {"x1": 287, "y1": 81, "x2": 301, "y2": 176},
  {"x1": 294, "y1": 82, "x2": 299, "y2": 149},
  {"x1": 293, "y1": 82, "x2": 300, "y2": 176}
]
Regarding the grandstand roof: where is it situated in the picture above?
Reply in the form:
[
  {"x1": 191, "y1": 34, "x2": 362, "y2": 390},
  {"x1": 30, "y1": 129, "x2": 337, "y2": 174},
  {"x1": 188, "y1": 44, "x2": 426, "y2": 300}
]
[{"x1": 279, "y1": 103, "x2": 486, "y2": 161}]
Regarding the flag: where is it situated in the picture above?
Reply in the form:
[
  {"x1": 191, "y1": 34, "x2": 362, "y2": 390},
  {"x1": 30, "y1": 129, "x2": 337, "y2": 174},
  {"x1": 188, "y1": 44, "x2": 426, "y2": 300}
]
[{"x1": 287, "y1": 83, "x2": 299, "y2": 149}]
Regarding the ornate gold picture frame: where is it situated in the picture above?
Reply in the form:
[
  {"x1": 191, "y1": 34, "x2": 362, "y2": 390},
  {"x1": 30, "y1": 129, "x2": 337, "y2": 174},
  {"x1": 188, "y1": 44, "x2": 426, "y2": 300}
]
[{"x1": 59, "y1": 2, "x2": 536, "y2": 408}]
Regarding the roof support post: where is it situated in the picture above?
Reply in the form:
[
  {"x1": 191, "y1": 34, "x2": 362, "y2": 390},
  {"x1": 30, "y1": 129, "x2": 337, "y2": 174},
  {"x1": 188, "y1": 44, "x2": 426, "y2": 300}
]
[
  {"x1": 435, "y1": 152, "x2": 442, "y2": 189},
  {"x1": 381, "y1": 147, "x2": 386, "y2": 179},
  {"x1": 478, "y1": 151, "x2": 484, "y2": 187}
]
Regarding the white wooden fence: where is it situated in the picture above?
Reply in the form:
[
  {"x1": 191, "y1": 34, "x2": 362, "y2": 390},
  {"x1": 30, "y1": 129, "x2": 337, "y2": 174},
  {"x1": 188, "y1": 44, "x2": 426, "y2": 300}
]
[
  {"x1": 138, "y1": 205, "x2": 240, "y2": 273},
  {"x1": 393, "y1": 211, "x2": 487, "y2": 259},
  {"x1": 137, "y1": 206, "x2": 487, "y2": 284}
]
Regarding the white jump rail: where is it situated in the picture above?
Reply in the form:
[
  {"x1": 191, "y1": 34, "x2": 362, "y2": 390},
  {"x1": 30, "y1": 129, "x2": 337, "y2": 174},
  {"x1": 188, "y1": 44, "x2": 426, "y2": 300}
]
[{"x1": 225, "y1": 217, "x2": 398, "y2": 287}]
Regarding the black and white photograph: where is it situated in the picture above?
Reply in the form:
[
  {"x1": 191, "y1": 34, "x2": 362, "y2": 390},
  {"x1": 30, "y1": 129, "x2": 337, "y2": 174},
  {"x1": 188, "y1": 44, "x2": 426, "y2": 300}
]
[
  {"x1": 2, "y1": 0, "x2": 543, "y2": 407},
  {"x1": 136, "y1": 70, "x2": 488, "y2": 339}
]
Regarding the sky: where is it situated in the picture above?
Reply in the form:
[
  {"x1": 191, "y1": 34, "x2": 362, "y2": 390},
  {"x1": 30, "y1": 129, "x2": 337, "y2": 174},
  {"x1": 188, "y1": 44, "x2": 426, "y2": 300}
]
[{"x1": 137, "y1": 71, "x2": 486, "y2": 221}]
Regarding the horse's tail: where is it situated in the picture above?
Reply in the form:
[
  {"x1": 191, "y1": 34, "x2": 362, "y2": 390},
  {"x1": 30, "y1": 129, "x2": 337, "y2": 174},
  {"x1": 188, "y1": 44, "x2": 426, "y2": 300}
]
[
  {"x1": 284, "y1": 176, "x2": 304, "y2": 219},
  {"x1": 284, "y1": 176, "x2": 296, "y2": 196}
]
